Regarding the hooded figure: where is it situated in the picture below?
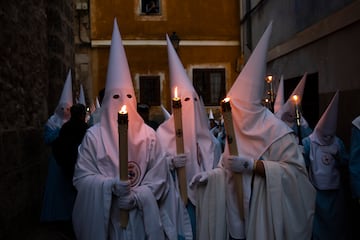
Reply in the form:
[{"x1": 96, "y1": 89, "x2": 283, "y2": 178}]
[
  {"x1": 273, "y1": 75, "x2": 284, "y2": 114},
  {"x1": 302, "y1": 91, "x2": 349, "y2": 239},
  {"x1": 190, "y1": 22, "x2": 316, "y2": 240},
  {"x1": 41, "y1": 69, "x2": 74, "y2": 222},
  {"x1": 44, "y1": 70, "x2": 73, "y2": 136},
  {"x1": 275, "y1": 73, "x2": 312, "y2": 140},
  {"x1": 156, "y1": 34, "x2": 221, "y2": 238},
  {"x1": 78, "y1": 84, "x2": 92, "y2": 123},
  {"x1": 72, "y1": 19, "x2": 168, "y2": 240},
  {"x1": 208, "y1": 109, "x2": 218, "y2": 129}
]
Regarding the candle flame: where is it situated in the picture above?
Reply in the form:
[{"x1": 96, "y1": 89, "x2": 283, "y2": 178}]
[
  {"x1": 223, "y1": 97, "x2": 230, "y2": 103},
  {"x1": 293, "y1": 94, "x2": 299, "y2": 103},
  {"x1": 119, "y1": 105, "x2": 127, "y2": 114},
  {"x1": 174, "y1": 86, "x2": 178, "y2": 98},
  {"x1": 266, "y1": 75, "x2": 273, "y2": 83}
]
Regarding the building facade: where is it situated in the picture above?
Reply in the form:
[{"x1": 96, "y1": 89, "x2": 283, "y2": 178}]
[
  {"x1": 241, "y1": 0, "x2": 360, "y2": 148},
  {"x1": 75, "y1": 0, "x2": 243, "y2": 123}
]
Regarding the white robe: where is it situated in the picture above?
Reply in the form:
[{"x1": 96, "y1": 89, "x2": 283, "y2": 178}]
[
  {"x1": 197, "y1": 133, "x2": 315, "y2": 240},
  {"x1": 195, "y1": 168, "x2": 227, "y2": 240},
  {"x1": 72, "y1": 124, "x2": 168, "y2": 240},
  {"x1": 247, "y1": 133, "x2": 316, "y2": 240}
]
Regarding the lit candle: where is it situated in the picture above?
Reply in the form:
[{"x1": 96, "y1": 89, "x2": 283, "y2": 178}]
[
  {"x1": 118, "y1": 105, "x2": 129, "y2": 228},
  {"x1": 266, "y1": 75, "x2": 274, "y2": 112},
  {"x1": 172, "y1": 87, "x2": 188, "y2": 205},
  {"x1": 221, "y1": 97, "x2": 244, "y2": 220},
  {"x1": 292, "y1": 95, "x2": 302, "y2": 145}
]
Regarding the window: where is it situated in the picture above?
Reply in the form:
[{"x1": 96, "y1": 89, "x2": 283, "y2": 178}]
[
  {"x1": 141, "y1": 0, "x2": 160, "y2": 15},
  {"x1": 193, "y1": 68, "x2": 226, "y2": 106},
  {"x1": 139, "y1": 75, "x2": 160, "y2": 106}
]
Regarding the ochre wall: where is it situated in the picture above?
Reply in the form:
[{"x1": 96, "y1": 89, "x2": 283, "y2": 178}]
[
  {"x1": 90, "y1": 0, "x2": 240, "y2": 40},
  {"x1": 89, "y1": 0, "x2": 241, "y2": 112}
]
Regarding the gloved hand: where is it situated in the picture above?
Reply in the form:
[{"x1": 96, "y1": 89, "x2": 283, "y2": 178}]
[
  {"x1": 189, "y1": 172, "x2": 208, "y2": 189},
  {"x1": 112, "y1": 179, "x2": 136, "y2": 210},
  {"x1": 226, "y1": 155, "x2": 255, "y2": 174},
  {"x1": 168, "y1": 153, "x2": 188, "y2": 170}
]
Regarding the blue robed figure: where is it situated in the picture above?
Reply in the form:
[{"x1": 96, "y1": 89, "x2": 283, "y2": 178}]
[{"x1": 302, "y1": 91, "x2": 350, "y2": 240}]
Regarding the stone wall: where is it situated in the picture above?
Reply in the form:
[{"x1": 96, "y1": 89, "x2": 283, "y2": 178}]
[{"x1": 0, "y1": 0, "x2": 74, "y2": 237}]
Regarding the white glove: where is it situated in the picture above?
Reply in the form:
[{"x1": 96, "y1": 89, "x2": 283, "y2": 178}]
[
  {"x1": 226, "y1": 155, "x2": 254, "y2": 174},
  {"x1": 189, "y1": 172, "x2": 208, "y2": 189},
  {"x1": 168, "y1": 153, "x2": 188, "y2": 170},
  {"x1": 112, "y1": 179, "x2": 136, "y2": 210}
]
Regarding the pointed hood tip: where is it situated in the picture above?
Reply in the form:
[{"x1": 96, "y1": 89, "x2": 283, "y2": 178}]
[
  {"x1": 274, "y1": 75, "x2": 284, "y2": 113},
  {"x1": 78, "y1": 84, "x2": 86, "y2": 105},
  {"x1": 104, "y1": 19, "x2": 134, "y2": 99},
  {"x1": 59, "y1": 69, "x2": 73, "y2": 106},
  {"x1": 166, "y1": 34, "x2": 195, "y2": 98},
  {"x1": 228, "y1": 21, "x2": 273, "y2": 108},
  {"x1": 209, "y1": 109, "x2": 214, "y2": 120},
  {"x1": 315, "y1": 90, "x2": 339, "y2": 138}
]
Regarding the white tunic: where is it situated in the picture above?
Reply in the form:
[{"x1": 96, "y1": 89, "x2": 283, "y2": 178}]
[{"x1": 72, "y1": 124, "x2": 168, "y2": 240}]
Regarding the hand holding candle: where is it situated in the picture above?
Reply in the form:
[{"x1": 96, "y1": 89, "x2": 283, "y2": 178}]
[
  {"x1": 221, "y1": 97, "x2": 244, "y2": 220},
  {"x1": 118, "y1": 105, "x2": 129, "y2": 228},
  {"x1": 172, "y1": 87, "x2": 188, "y2": 205}
]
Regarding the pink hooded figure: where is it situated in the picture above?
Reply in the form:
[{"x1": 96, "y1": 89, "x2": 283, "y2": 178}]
[
  {"x1": 191, "y1": 22, "x2": 315, "y2": 240},
  {"x1": 156, "y1": 33, "x2": 221, "y2": 239},
  {"x1": 275, "y1": 73, "x2": 313, "y2": 140},
  {"x1": 72, "y1": 19, "x2": 168, "y2": 240}
]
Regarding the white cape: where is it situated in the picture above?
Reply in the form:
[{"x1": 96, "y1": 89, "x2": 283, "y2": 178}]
[
  {"x1": 72, "y1": 125, "x2": 168, "y2": 240},
  {"x1": 247, "y1": 134, "x2": 316, "y2": 240}
]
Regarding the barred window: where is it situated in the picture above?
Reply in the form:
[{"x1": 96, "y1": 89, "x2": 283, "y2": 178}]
[
  {"x1": 193, "y1": 68, "x2": 226, "y2": 106},
  {"x1": 141, "y1": 0, "x2": 161, "y2": 15}
]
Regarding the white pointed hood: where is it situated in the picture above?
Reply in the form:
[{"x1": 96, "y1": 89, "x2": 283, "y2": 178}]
[
  {"x1": 273, "y1": 75, "x2": 284, "y2": 113},
  {"x1": 59, "y1": 69, "x2": 73, "y2": 108},
  {"x1": 156, "y1": 34, "x2": 215, "y2": 203},
  {"x1": 209, "y1": 109, "x2": 214, "y2": 120},
  {"x1": 353, "y1": 116, "x2": 360, "y2": 129},
  {"x1": 311, "y1": 91, "x2": 339, "y2": 145},
  {"x1": 100, "y1": 19, "x2": 151, "y2": 173},
  {"x1": 160, "y1": 104, "x2": 170, "y2": 120},
  {"x1": 78, "y1": 84, "x2": 86, "y2": 105},
  {"x1": 222, "y1": 23, "x2": 292, "y2": 237},
  {"x1": 48, "y1": 69, "x2": 73, "y2": 128},
  {"x1": 308, "y1": 91, "x2": 340, "y2": 190},
  {"x1": 275, "y1": 73, "x2": 307, "y2": 125},
  {"x1": 224, "y1": 22, "x2": 291, "y2": 161},
  {"x1": 95, "y1": 97, "x2": 101, "y2": 108}
]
